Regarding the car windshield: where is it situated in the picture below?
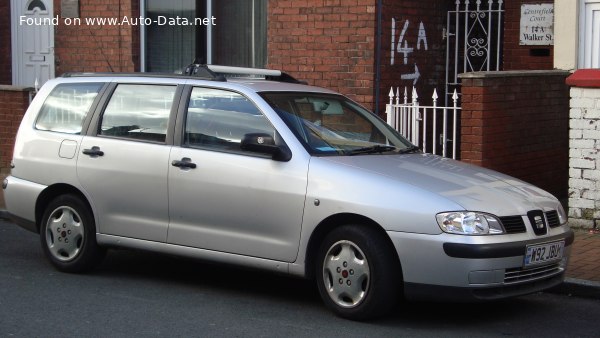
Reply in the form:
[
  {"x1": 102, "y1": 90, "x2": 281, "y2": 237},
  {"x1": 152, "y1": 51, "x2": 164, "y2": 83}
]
[{"x1": 260, "y1": 92, "x2": 414, "y2": 156}]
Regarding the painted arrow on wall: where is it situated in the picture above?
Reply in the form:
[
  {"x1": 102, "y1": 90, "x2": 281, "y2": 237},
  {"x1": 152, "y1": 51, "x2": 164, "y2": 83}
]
[{"x1": 401, "y1": 64, "x2": 420, "y2": 86}]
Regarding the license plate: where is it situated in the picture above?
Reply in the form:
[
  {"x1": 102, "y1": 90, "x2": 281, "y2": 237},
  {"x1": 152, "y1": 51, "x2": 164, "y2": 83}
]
[{"x1": 524, "y1": 241, "x2": 564, "y2": 267}]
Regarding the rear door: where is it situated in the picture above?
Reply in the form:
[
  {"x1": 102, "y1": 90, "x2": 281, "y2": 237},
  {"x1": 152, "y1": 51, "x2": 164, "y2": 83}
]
[
  {"x1": 167, "y1": 86, "x2": 308, "y2": 262},
  {"x1": 77, "y1": 81, "x2": 181, "y2": 242}
]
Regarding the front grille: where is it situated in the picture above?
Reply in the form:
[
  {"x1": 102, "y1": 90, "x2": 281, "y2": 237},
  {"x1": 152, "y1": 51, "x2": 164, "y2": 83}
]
[
  {"x1": 504, "y1": 263, "x2": 562, "y2": 284},
  {"x1": 546, "y1": 210, "x2": 560, "y2": 228},
  {"x1": 499, "y1": 216, "x2": 526, "y2": 234}
]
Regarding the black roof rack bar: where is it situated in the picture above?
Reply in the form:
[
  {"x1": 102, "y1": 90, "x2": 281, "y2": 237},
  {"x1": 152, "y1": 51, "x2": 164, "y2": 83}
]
[
  {"x1": 184, "y1": 64, "x2": 306, "y2": 84},
  {"x1": 182, "y1": 64, "x2": 226, "y2": 81}
]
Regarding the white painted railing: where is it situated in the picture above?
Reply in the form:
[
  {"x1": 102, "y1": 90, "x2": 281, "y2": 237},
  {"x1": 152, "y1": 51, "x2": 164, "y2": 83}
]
[{"x1": 386, "y1": 87, "x2": 461, "y2": 159}]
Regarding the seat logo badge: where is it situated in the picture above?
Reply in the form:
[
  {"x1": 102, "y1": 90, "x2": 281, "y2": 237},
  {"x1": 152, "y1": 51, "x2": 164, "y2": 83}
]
[
  {"x1": 534, "y1": 216, "x2": 544, "y2": 229},
  {"x1": 257, "y1": 137, "x2": 264, "y2": 144}
]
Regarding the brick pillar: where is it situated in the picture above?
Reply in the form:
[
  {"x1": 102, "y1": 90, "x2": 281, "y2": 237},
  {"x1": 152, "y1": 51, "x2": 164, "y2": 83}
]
[
  {"x1": 0, "y1": 86, "x2": 33, "y2": 209},
  {"x1": 460, "y1": 70, "x2": 570, "y2": 199},
  {"x1": 566, "y1": 70, "x2": 600, "y2": 229}
]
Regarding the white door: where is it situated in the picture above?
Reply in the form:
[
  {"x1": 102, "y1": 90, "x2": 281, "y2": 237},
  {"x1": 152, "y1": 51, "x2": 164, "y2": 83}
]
[
  {"x1": 11, "y1": 0, "x2": 55, "y2": 87},
  {"x1": 580, "y1": 0, "x2": 600, "y2": 68}
]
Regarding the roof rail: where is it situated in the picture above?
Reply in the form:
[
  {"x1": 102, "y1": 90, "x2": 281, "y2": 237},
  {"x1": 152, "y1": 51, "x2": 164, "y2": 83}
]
[
  {"x1": 61, "y1": 65, "x2": 307, "y2": 84},
  {"x1": 183, "y1": 64, "x2": 306, "y2": 84}
]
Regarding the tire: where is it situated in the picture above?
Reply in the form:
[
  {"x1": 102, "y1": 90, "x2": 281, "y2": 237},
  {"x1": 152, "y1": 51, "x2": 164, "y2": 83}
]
[
  {"x1": 316, "y1": 225, "x2": 401, "y2": 320},
  {"x1": 40, "y1": 194, "x2": 105, "y2": 273}
]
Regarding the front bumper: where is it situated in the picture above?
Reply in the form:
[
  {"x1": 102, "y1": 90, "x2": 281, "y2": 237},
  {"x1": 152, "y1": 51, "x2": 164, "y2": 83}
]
[{"x1": 387, "y1": 228, "x2": 574, "y2": 301}]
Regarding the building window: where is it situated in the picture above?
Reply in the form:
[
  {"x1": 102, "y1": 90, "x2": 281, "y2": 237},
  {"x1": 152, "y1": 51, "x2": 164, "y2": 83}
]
[{"x1": 143, "y1": 0, "x2": 266, "y2": 72}]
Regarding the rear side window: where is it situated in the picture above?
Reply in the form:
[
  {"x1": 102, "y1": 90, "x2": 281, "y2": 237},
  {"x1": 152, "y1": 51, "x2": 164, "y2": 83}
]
[
  {"x1": 99, "y1": 84, "x2": 176, "y2": 143},
  {"x1": 35, "y1": 83, "x2": 104, "y2": 134}
]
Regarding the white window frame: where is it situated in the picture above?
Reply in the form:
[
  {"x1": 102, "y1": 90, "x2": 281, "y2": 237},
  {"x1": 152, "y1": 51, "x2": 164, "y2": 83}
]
[{"x1": 579, "y1": 0, "x2": 600, "y2": 68}]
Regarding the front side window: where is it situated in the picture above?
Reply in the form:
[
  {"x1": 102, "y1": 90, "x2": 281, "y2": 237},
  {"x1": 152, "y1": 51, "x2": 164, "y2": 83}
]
[
  {"x1": 144, "y1": 0, "x2": 266, "y2": 72},
  {"x1": 260, "y1": 92, "x2": 413, "y2": 156},
  {"x1": 99, "y1": 84, "x2": 176, "y2": 143},
  {"x1": 185, "y1": 87, "x2": 274, "y2": 153},
  {"x1": 35, "y1": 83, "x2": 104, "y2": 134}
]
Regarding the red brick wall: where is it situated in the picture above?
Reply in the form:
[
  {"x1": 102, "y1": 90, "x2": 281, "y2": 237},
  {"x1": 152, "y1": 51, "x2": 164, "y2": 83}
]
[
  {"x1": 460, "y1": 71, "x2": 570, "y2": 198},
  {"x1": 0, "y1": 2, "x2": 12, "y2": 84},
  {"x1": 53, "y1": 0, "x2": 140, "y2": 74},
  {"x1": 0, "y1": 87, "x2": 32, "y2": 208},
  {"x1": 267, "y1": 0, "x2": 377, "y2": 110},
  {"x1": 503, "y1": 0, "x2": 553, "y2": 70},
  {"x1": 267, "y1": 0, "x2": 448, "y2": 114}
]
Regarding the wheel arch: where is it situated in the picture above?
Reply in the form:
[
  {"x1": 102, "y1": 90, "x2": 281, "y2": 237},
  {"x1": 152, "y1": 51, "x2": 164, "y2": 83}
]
[
  {"x1": 35, "y1": 183, "x2": 93, "y2": 233},
  {"x1": 304, "y1": 213, "x2": 402, "y2": 280}
]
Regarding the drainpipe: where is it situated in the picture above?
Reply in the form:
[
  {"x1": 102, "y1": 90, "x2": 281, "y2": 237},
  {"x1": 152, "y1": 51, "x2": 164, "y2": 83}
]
[{"x1": 374, "y1": 0, "x2": 383, "y2": 116}]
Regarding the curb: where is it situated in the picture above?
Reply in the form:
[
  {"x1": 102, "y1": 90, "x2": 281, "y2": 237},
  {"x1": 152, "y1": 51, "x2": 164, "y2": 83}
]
[
  {"x1": 0, "y1": 209, "x2": 9, "y2": 221},
  {"x1": 548, "y1": 278, "x2": 600, "y2": 300}
]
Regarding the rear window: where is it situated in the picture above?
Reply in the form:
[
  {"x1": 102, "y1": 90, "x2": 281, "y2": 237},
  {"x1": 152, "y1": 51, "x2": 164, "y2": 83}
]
[{"x1": 35, "y1": 83, "x2": 104, "y2": 134}]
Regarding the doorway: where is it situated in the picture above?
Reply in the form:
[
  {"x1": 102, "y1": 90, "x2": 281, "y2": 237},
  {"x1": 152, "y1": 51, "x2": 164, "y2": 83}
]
[{"x1": 11, "y1": 0, "x2": 55, "y2": 87}]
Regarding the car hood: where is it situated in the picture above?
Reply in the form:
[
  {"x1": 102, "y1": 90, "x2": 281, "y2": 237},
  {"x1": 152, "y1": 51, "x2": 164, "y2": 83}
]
[{"x1": 321, "y1": 153, "x2": 559, "y2": 216}]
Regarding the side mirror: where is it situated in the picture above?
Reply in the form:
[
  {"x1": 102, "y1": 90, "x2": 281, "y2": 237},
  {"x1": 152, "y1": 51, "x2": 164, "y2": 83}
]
[{"x1": 241, "y1": 133, "x2": 292, "y2": 162}]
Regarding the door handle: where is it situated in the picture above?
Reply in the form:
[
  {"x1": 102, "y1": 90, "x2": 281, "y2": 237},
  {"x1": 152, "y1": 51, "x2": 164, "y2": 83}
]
[
  {"x1": 171, "y1": 157, "x2": 196, "y2": 169},
  {"x1": 82, "y1": 146, "x2": 104, "y2": 157}
]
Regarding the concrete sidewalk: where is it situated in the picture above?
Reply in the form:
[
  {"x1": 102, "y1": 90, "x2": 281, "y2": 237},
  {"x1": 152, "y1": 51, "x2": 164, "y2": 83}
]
[{"x1": 0, "y1": 208, "x2": 598, "y2": 298}]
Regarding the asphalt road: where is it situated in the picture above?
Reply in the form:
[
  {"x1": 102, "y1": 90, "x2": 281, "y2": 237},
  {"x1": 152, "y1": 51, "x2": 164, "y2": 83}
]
[{"x1": 1, "y1": 218, "x2": 599, "y2": 337}]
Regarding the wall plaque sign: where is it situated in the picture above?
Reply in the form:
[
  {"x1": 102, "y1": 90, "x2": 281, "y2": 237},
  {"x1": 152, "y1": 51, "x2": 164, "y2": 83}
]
[
  {"x1": 61, "y1": 0, "x2": 79, "y2": 18},
  {"x1": 520, "y1": 4, "x2": 554, "y2": 45}
]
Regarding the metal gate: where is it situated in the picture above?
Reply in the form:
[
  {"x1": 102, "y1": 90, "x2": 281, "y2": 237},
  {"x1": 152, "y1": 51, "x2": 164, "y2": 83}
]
[
  {"x1": 387, "y1": 87, "x2": 461, "y2": 159},
  {"x1": 445, "y1": 0, "x2": 504, "y2": 104}
]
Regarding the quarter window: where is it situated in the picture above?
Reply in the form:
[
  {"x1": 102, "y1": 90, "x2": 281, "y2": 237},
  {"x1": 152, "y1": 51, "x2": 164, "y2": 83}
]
[
  {"x1": 35, "y1": 83, "x2": 104, "y2": 134},
  {"x1": 99, "y1": 84, "x2": 176, "y2": 143},
  {"x1": 185, "y1": 87, "x2": 274, "y2": 153}
]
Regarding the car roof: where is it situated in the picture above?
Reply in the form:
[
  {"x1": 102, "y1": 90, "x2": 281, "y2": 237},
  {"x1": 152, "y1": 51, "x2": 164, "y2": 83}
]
[
  {"x1": 56, "y1": 72, "x2": 338, "y2": 95},
  {"x1": 58, "y1": 65, "x2": 342, "y2": 95}
]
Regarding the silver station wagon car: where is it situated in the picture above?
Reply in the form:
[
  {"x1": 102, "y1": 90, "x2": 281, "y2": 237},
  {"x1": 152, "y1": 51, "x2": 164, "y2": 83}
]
[{"x1": 3, "y1": 65, "x2": 573, "y2": 320}]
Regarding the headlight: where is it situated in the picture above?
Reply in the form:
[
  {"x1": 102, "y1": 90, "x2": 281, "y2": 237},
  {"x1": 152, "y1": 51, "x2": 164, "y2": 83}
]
[
  {"x1": 557, "y1": 204, "x2": 568, "y2": 225},
  {"x1": 436, "y1": 212, "x2": 504, "y2": 235}
]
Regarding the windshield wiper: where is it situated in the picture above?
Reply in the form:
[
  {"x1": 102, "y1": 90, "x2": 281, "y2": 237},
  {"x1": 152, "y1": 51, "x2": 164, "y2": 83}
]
[
  {"x1": 398, "y1": 145, "x2": 421, "y2": 154},
  {"x1": 347, "y1": 145, "x2": 397, "y2": 156}
]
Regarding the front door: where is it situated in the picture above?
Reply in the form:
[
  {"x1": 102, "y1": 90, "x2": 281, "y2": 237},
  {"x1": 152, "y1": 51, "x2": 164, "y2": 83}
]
[
  {"x1": 11, "y1": 0, "x2": 55, "y2": 87},
  {"x1": 167, "y1": 87, "x2": 307, "y2": 262}
]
